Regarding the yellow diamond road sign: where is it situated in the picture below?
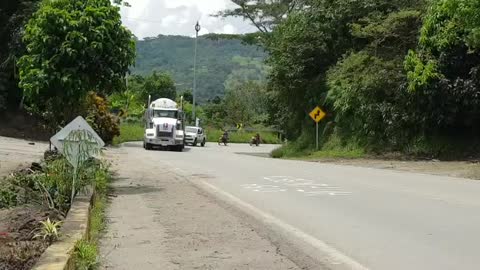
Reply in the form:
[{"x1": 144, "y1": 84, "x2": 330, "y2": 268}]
[{"x1": 309, "y1": 106, "x2": 326, "y2": 123}]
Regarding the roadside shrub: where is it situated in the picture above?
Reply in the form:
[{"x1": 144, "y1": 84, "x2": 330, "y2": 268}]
[
  {"x1": 34, "y1": 218, "x2": 62, "y2": 243},
  {"x1": 0, "y1": 185, "x2": 18, "y2": 208},
  {"x1": 74, "y1": 240, "x2": 98, "y2": 270},
  {"x1": 86, "y1": 92, "x2": 120, "y2": 144},
  {"x1": 270, "y1": 147, "x2": 285, "y2": 158}
]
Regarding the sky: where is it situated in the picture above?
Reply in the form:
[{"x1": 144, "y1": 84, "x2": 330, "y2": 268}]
[{"x1": 118, "y1": 0, "x2": 258, "y2": 39}]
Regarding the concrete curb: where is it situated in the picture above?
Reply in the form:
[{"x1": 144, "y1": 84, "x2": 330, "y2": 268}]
[
  {"x1": 32, "y1": 188, "x2": 94, "y2": 270},
  {"x1": 119, "y1": 141, "x2": 142, "y2": 148}
]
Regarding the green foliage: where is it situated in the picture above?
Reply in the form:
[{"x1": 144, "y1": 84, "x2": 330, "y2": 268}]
[
  {"x1": 18, "y1": 0, "x2": 135, "y2": 129},
  {"x1": 0, "y1": 0, "x2": 41, "y2": 112},
  {"x1": 85, "y1": 92, "x2": 120, "y2": 144},
  {"x1": 0, "y1": 184, "x2": 18, "y2": 208},
  {"x1": 112, "y1": 121, "x2": 144, "y2": 145},
  {"x1": 74, "y1": 162, "x2": 110, "y2": 270},
  {"x1": 89, "y1": 195, "x2": 106, "y2": 241},
  {"x1": 327, "y1": 52, "x2": 409, "y2": 146},
  {"x1": 271, "y1": 133, "x2": 365, "y2": 159},
  {"x1": 223, "y1": 81, "x2": 269, "y2": 126},
  {"x1": 33, "y1": 218, "x2": 62, "y2": 242},
  {"x1": 74, "y1": 240, "x2": 98, "y2": 270},
  {"x1": 420, "y1": 0, "x2": 480, "y2": 51},
  {"x1": 219, "y1": 0, "x2": 480, "y2": 159},
  {"x1": 142, "y1": 71, "x2": 176, "y2": 101},
  {"x1": 133, "y1": 35, "x2": 266, "y2": 103},
  {"x1": 109, "y1": 90, "x2": 144, "y2": 119},
  {"x1": 404, "y1": 0, "x2": 480, "y2": 138},
  {"x1": 404, "y1": 50, "x2": 441, "y2": 92}
]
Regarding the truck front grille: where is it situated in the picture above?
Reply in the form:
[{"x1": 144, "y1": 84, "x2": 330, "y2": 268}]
[{"x1": 157, "y1": 131, "x2": 173, "y2": 137}]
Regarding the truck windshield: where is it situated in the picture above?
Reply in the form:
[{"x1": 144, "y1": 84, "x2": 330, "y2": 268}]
[
  {"x1": 153, "y1": 110, "x2": 177, "y2": 118},
  {"x1": 186, "y1": 127, "x2": 198, "y2": 133}
]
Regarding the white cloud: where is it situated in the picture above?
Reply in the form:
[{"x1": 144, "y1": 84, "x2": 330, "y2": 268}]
[
  {"x1": 161, "y1": 15, "x2": 178, "y2": 27},
  {"x1": 222, "y1": 24, "x2": 236, "y2": 34},
  {"x1": 118, "y1": 0, "x2": 257, "y2": 39}
]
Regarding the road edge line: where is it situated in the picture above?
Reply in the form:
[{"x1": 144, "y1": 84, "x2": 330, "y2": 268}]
[{"x1": 189, "y1": 177, "x2": 369, "y2": 270}]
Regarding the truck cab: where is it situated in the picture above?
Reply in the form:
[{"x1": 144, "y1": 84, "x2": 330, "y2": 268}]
[
  {"x1": 144, "y1": 98, "x2": 185, "y2": 151},
  {"x1": 185, "y1": 126, "x2": 207, "y2": 147}
]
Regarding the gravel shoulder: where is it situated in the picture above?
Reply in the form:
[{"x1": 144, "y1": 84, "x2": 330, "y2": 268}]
[
  {"x1": 100, "y1": 146, "x2": 300, "y2": 270},
  {"x1": 310, "y1": 158, "x2": 480, "y2": 180}
]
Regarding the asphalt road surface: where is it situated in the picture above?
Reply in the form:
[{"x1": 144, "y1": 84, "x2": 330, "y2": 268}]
[
  {"x1": 0, "y1": 136, "x2": 47, "y2": 176},
  {"x1": 115, "y1": 142, "x2": 480, "y2": 270}
]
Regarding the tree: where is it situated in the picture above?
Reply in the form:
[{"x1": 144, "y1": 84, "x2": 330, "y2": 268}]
[
  {"x1": 223, "y1": 80, "x2": 269, "y2": 126},
  {"x1": 142, "y1": 71, "x2": 176, "y2": 101},
  {"x1": 17, "y1": 0, "x2": 135, "y2": 129},
  {"x1": 218, "y1": 0, "x2": 305, "y2": 33},
  {"x1": 180, "y1": 90, "x2": 193, "y2": 104},
  {"x1": 405, "y1": 0, "x2": 480, "y2": 134},
  {"x1": 217, "y1": 0, "x2": 306, "y2": 44},
  {"x1": 265, "y1": 0, "x2": 424, "y2": 138},
  {"x1": 0, "y1": 0, "x2": 41, "y2": 111}
]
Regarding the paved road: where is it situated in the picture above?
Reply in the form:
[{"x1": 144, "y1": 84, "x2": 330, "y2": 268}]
[
  {"x1": 118, "y1": 142, "x2": 480, "y2": 270},
  {"x1": 0, "y1": 136, "x2": 47, "y2": 176}
]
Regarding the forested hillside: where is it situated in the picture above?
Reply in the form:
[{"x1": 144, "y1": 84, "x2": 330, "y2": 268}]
[
  {"x1": 132, "y1": 34, "x2": 266, "y2": 102},
  {"x1": 220, "y1": 0, "x2": 480, "y2": 159}
]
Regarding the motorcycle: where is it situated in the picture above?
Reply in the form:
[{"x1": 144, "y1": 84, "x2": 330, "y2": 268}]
[
  {"x1": 218, "y1": 136, "x2": 228, "y2": 146},
  {"x1": 250, "y1": 136, "x2": 260, "y2": 146}
]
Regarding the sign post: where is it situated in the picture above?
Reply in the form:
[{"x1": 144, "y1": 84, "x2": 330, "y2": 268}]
[
  {"x1": 308, "y1": 106, "x2": 326, "y2": 150},
  {"x1": 50, "y1": 116, "x2": 105, "y2": 203}
]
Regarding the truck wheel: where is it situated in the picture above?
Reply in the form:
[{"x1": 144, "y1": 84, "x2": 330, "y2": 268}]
[
  {"x1": 145, "y1": 143, "x2": 152, "y2": 150},
  {"x1": 201, "y1": 139, "x2": 205, "y2": 147},
  {"x1": 193, "y1": 138, "x2": 198, "y2": 147},
  {"x1": 177, "y1": 145, "x2": 184, "y2": 152}
]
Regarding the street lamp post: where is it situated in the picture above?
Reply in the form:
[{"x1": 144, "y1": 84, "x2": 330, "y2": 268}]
[{"x1": 193, "y1": 21, "x2": 200, "y2": 126}]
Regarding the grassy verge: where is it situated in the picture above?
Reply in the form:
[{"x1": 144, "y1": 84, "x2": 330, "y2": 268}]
[
  {"x1": 113, "y1": 122, "x2": 143, "y2": 145},
  {"x1": 271, "y1": 135, "x2": 366, "y2": 160},
  {"x1": 73, "y1": 163, "x2": 110, "y2": 270},
  {"x1": 112, "y1": 122, "x2": 283, "y2": 145}
]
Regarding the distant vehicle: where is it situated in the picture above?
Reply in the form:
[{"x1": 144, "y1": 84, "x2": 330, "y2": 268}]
[
  {"x1": 185, "y1": 126, "x2": 206, "y2": 147},
  {"x1": 143, "y1": 97, "x2": 185, "y2": 151}
]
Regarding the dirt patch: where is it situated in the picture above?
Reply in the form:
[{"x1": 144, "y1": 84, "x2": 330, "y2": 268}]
[
  {"x1": 311, "y1": 158, "x2": 480, "y2": 179},
  {"x1": 0, "y1": 205, "x2": 62, "y2": 270},
  {"x1": 0, "y1": 137, "x2": 59, "y2": 270}
]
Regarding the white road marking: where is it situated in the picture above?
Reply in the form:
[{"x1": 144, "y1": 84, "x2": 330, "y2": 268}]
[
  {"x1": 195, "y1": 180, "x2": 369, "y2": 270},
  {"x1": 260, "y1": 176, "x2": 353, "y2": 197}
]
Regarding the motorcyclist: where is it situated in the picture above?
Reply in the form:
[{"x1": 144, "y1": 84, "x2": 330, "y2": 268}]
[
  {"x1": 255, "y1": 133, "x2": 260, "y2": 144},
  {"x1": 251, "y1": 133, "x2": 261, "y2": 146},
  {"x1": 219, "y1": 130, "x2": 229, "y2": 145}
]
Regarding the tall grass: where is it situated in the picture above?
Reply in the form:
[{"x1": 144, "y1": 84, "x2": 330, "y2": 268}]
[
  {"x1": 74, "y1": 162, "x2": 110, "y2": 269},
  {"x1": 271, "y1": 133, "x2": 366, "y2": 159},
  {"x1": 112, "y1": 122, "x2": 144, "y2": 145}
]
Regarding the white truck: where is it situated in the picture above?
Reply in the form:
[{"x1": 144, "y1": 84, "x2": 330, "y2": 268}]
[
  {"x1": 185, "y1": 126, "x2": 207, "y2": 147},
  {"x1": 143, "y1": 97, "x2": 185, "y2": 151}
]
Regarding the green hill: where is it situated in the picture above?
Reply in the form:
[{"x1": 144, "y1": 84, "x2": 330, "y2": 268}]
[{"x1": 132, "y1": 34, "x2": 266, "y2": 103}]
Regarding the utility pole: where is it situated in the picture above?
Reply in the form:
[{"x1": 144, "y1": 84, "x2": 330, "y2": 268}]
[{"x1": 193, "y1": 21, "x2": 200, "y2": 126}]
